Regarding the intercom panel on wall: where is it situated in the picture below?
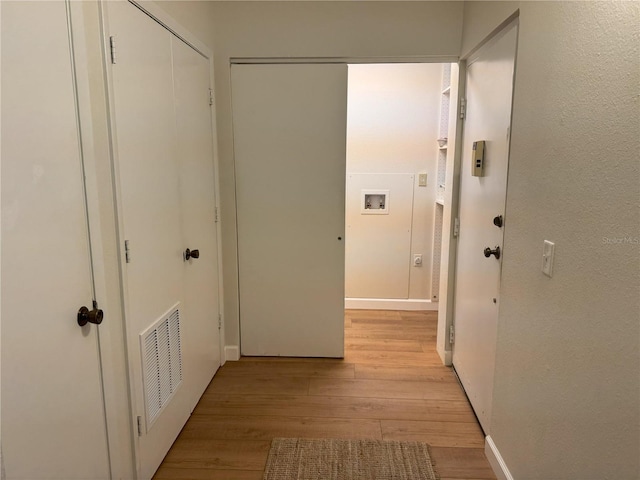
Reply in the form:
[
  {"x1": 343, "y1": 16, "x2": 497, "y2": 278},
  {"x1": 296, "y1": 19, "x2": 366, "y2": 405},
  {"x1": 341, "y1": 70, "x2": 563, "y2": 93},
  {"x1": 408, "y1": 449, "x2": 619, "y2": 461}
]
[{"x1": 471, "y1": 140, "x2": 486, "y2": 176}]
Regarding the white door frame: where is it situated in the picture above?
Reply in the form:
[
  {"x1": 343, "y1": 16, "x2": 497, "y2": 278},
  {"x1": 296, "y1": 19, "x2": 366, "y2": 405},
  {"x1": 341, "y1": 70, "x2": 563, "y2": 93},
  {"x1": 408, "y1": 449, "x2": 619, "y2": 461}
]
[
  {"x1": 228, "y1": 56, "x2": 458, "y2": 355},
  {"x1": 97, "y1": 1, "x2": 225, "y2": 476}
]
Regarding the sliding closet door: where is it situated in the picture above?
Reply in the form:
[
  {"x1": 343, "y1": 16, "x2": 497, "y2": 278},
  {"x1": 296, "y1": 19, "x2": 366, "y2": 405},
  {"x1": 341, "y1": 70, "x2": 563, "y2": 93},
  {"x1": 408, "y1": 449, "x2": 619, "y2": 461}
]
[{"x1": 232, "y1": 64, "x2": 347, "y2": 358}]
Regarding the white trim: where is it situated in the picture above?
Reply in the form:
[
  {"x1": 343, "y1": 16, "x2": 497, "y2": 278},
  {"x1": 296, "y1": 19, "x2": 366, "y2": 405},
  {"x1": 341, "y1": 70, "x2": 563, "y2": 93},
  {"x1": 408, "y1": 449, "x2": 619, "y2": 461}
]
[
  {"x1": 345, "y1": 298, "x2": 438, "y2": 311},
  {"x1": 231, "y1": 55, "x2": 459, "y2": 65},
  {"x1": 127, "y1": 0, "x2": 211, "y2": 59},
  {"x1": 485, "y1": 436, "x2": 514, "y2": 480},
  {"x1": 437, "y1": 348, "x2": 452, "y2": 366},
  {"x1": 224, "y1": 346, "x2": 240, "y2": 361}
]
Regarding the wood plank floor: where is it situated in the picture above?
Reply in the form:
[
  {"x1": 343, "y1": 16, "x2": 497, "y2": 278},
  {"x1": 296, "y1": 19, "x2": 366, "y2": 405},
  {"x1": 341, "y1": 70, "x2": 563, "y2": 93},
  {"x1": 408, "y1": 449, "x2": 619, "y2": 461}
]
[{"x1": 153, "y1": 310, "x2": 496, "y2": 480}]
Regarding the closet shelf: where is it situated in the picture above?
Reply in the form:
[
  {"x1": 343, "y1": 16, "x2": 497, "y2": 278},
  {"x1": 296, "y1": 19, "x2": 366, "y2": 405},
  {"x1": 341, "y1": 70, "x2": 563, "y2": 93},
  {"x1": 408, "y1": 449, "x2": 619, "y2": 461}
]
[
  {"x1": 435, "y1": 198, "x2": 445, "y2": 206},
  {"x1": 439, "y1": 146, "x2": 448, "y2": 150}
]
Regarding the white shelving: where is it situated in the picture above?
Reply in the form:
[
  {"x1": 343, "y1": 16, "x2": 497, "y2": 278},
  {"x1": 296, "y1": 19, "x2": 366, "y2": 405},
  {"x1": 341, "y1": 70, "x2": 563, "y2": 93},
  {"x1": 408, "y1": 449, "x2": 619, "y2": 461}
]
[{"x1": 431, "y1": 63, "x2": 452, "y2": 302}]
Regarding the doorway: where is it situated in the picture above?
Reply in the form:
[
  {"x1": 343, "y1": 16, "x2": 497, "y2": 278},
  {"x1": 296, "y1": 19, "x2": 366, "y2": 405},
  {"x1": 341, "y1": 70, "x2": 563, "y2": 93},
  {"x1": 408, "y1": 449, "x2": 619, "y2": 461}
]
[
  {"x1": 344, "y1": 63, "x2": 452, "y2": 312},
  {"x1": 231, "y1": 61, "x2": 456, "y2": 358}
]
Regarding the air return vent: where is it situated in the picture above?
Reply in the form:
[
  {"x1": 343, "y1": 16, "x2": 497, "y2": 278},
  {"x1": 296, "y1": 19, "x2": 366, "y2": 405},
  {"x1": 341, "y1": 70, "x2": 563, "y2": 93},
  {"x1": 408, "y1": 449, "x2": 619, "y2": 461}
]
[{"x1": 140, "y1": 303, "x2": 182, "y2": 431}]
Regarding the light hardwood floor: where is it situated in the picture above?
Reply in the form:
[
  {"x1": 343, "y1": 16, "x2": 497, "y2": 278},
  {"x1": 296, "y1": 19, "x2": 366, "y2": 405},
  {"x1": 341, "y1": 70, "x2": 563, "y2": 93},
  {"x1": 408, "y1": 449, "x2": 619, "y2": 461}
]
[{"x1": 153, "y1": 310, "x2": 496, "y2": 480}]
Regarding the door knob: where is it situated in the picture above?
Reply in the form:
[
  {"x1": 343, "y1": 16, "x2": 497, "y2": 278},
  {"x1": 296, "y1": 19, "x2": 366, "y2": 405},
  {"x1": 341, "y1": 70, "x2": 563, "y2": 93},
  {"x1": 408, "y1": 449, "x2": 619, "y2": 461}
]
[
  {"x1": 493, "y1": 215, "x2": 503, "y2": 228},
  {"x1": 484, "y1": 246, "x2": 501, "y2": 259},
  {"x1": 77, "y1": 302, "x2": 103, "y2": 326},
  {"x1": 185, "y1": 248, "x2": 200, "y2": 260}
]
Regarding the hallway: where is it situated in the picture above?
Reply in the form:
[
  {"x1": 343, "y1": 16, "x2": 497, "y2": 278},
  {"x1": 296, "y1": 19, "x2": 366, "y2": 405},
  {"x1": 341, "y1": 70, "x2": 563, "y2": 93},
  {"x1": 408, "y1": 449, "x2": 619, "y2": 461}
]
[{"x1": 153, "y1": 310, "x2": 495, "y2": 479}]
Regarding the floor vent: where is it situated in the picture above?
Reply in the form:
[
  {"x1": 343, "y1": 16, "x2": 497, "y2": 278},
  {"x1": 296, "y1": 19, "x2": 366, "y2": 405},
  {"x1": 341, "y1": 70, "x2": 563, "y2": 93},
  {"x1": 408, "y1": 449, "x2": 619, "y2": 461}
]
[{"x1": 140, "y1": 302, "x2": 182, "y2": 431}]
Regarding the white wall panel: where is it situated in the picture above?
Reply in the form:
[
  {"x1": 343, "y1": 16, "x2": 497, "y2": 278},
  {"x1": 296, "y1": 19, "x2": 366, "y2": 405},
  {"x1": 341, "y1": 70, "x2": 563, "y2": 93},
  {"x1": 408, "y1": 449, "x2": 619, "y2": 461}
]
[{"x1": 345, "y1": 174, "x2": 415, "y2": 299}]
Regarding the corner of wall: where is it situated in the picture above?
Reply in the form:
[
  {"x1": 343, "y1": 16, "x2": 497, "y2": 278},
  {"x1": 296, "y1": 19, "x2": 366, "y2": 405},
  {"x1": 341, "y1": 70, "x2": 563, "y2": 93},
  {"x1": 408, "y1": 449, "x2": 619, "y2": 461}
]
[
  {"x1": 460, "y1": 2, "x2": 520, "y2": 59},
  {"x1": 224, "y1": 345, "x2": 240, "y2": 362}
]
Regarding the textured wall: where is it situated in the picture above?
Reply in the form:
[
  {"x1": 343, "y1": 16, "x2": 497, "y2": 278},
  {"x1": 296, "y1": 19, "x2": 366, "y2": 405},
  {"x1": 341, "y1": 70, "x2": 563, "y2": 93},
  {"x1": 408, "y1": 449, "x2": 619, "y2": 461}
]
[{"x1": 463, "y1": 2, "x2": 640, "y2": 478}]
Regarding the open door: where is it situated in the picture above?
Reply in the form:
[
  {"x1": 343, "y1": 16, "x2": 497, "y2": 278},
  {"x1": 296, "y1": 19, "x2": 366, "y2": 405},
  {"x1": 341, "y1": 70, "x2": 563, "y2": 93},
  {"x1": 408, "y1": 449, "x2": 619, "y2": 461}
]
[
  {"x1": 1, "y1": 2, "x2": 110, "y2": 477},
  {"x1": 106, "y1": 2, "x2": 221, "y2": 477},
  {"x1": 452, "y1": 22, "x2": 518, "y2": 433},
  {"x1": 232, "y1": 64, "x2": 347, "y2": 358}
]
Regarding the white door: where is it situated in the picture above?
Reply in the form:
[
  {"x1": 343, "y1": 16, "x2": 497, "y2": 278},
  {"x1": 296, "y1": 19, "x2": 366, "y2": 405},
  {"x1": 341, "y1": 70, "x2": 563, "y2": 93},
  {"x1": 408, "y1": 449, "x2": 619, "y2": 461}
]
[
  {"x1": 172, "y1": 35, "x2": 222, "y2": 398},
  {"x1": 452, "y1": 22, "x2": 518, "y2": 432},
  {"x1": 232, "y1": 64, "x2": 347, "y2": 358},
  {"x1": 1, "y1": 1, "x2": 110, "y2": 478},
  {"x1": 107, "y1": 2, "x2": 220, "y2": 478}
]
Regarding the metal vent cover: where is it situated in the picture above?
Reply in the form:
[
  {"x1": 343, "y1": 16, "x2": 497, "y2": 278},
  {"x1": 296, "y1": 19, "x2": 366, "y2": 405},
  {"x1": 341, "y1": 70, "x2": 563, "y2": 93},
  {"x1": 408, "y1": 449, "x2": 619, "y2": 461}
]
[{"x1": 140, "y1": 302, "x2": 183, "y2": 431}]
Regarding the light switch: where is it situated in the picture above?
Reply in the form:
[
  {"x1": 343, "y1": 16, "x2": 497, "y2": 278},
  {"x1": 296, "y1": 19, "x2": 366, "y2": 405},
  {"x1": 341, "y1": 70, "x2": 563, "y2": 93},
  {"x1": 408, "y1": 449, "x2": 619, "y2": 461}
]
[
  {"x1": 418, "y1": 173, "x2": 428, "y2": 187},
  {"x1": 542, "y1": 240, "x2": 555, "y2": 277}
]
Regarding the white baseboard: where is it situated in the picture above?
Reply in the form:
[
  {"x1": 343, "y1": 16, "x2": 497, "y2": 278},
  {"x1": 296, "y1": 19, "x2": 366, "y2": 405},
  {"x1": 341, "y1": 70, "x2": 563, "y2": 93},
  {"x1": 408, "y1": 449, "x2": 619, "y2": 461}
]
[
  {"x1": 437, "y1": 348, "x2": 452, "y2": 366},
  {"x1": 345, "y1": 298, "x2": 438, "y2": 311},
  {"x1": 485, "y1": 436, "x2": 514, "y2": 480},
  {"x1": 224, "y1": 345, "x2": 240, "y2": 361}
]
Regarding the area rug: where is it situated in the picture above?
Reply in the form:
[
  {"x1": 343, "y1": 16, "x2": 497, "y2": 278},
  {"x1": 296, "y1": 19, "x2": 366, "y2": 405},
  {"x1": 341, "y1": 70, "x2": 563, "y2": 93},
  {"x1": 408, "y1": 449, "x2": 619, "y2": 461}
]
[{"x1": 262, "y1": 438, "x2": 438, "y2": 480}]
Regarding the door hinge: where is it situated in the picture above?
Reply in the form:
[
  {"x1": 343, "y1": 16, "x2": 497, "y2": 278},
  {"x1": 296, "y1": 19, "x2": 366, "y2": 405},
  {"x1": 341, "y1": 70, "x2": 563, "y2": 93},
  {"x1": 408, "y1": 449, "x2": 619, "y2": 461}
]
[
  {"x1": 109, "y1": 36, "x2": 117, "y2": 65},
  {"x1": 124, "y1": 240, "x2": 131, "y2": 263},
  {"x1": 218, "y1": 313, "x2": 222, "y2": 330},
  {"x1": 209, "y1": 88, "x2": 214, "y2": 106},
  {"x1": 136, "y1": 416, "x2": 143, "y2": 436},
  {"x1": 449, "y1": 325, "x2": 455, "y2": 344},
  {"x1": 214, "y1": 206, "x2": 219, "y2": 223},
  {"x1": 453, "y1": 217, "x2": 460, "y2": 238},
  {"x1": 459, "y1": 97, "x2": 466, "y2": 119}
]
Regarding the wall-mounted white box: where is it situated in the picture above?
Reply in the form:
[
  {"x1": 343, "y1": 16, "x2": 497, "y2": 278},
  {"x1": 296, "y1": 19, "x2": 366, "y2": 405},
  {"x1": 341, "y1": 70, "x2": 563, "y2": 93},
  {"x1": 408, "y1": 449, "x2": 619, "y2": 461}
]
[{"x1": 361, "y1": 189, "x2": 389, "y2": 215}]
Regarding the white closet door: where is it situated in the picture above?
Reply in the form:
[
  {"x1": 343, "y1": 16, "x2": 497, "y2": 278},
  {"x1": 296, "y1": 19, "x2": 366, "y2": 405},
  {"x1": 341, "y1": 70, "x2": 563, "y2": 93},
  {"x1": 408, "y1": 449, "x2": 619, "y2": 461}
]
[
  {"x1": 172, "y1": 36, "x2": 222, "y2": 404},
  {"x1": 1, "y1": 2, "x2": 110, "y2": 478},
  {"x1": 107, "y1": 3, "x2": 220, "y2": 478},
  {"x1": 453, "y1": 23, "x2": 518, "y2": 433},
  {"x1": 232, "y1": 64, "x2": 347, "y2": 358}
]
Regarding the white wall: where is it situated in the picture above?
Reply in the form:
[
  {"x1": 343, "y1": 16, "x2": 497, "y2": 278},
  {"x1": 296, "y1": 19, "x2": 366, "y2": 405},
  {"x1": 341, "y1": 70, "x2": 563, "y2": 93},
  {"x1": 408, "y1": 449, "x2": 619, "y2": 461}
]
[
  {"x1": 206, "y1": 1, "x2": 464, "y2": 347},
  {"x1": 345, "y1": 63, "x2": 442, "y2": 300},
  {"x1": 461, "y1": 2, "x2": 640, "y2": 478},
  {"x1": 3, "y1": 3, "x2": 633, "y2": 478}
]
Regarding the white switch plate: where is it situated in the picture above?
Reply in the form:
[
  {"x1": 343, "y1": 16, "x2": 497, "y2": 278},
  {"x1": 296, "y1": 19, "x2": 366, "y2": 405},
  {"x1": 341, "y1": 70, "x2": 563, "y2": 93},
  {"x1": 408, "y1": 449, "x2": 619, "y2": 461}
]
[
  {"x1": 542, "y1": 240, "x2": 555, "y2": 277},
  {"x1": 413, "y1": 254, "x2": 423, "y2": 267},
  {"x1": 418, "y1": 173, "x2": 427, "y2": 187}
]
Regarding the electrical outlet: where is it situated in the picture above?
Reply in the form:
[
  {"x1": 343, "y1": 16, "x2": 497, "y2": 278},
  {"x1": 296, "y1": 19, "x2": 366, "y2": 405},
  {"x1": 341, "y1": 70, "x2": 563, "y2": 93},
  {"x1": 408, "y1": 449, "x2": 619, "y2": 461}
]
[
  {"x1": 418, "y1": 173, "x2": 428, "y2": 187},
  {"x1": 413, "y1": 254, "x2": 423, "y2": 267}
]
